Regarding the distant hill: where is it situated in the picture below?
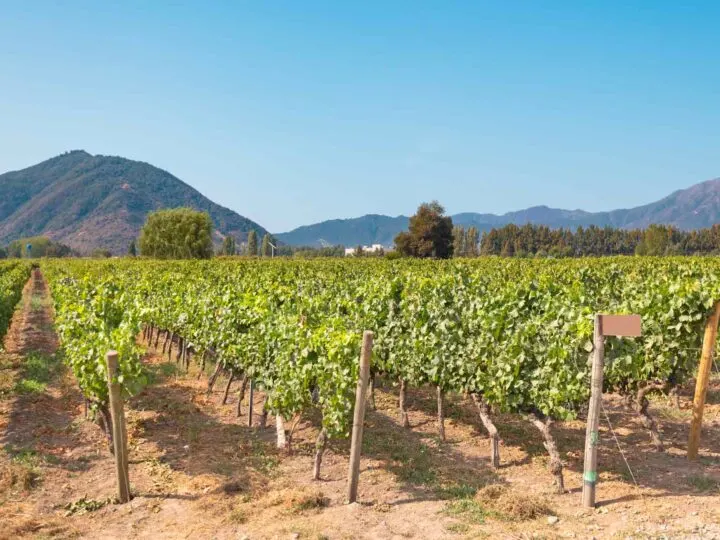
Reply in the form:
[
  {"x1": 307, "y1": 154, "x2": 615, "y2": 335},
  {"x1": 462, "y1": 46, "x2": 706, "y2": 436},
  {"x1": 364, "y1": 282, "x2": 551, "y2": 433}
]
[
  {"x1": 275, "y1": 214, "x2": 409, "y2": 248},
  {"x1": 0, "y1": 151, "x2": 268, "y2": 254},
  {"x1": 276, "y1": 178, "x2": 720, "y2": 247}
]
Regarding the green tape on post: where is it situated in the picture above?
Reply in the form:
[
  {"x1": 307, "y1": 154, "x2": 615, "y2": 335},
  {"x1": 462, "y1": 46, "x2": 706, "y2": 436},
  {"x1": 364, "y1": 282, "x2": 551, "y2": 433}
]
[{"x1": 583, "y1": 471, "x2": 597, "y2": 483}]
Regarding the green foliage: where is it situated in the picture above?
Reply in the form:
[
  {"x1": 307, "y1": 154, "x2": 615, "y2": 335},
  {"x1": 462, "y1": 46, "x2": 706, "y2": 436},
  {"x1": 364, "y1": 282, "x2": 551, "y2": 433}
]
[
  {"x1": 138, "y1": 208, "x2": 214, "y2": 259},
  {"x1": 0, "y1": 262, "x2": 31, "y2": 343},
  {"x1": 221, "y1": 235, "x2": 237, "y2": 256},
  {"x1": 289, "y1": 245, "x2": 345, "y2": 258},
  {"x1": 481, "y1": 222, "x2": 720, "y2": 257},
  {"x1": 64, "y1": 496, "x2": 114, "y2": 516},
  {"x1": 91, "y1": 249, "x2": 112, "y2": 259},
  {"x1": 261, "y1": 233, "x2": 274, "y2": 257},
  {"x1": 127, "y1": 240, "x2": 137, "y2": 257},
  {"x1": 247, "y1": 230, "x2": 258, "y2": 256},
  {"x1": 45, "y1": 265, "x2": 147, "y2": 406},
  {"x1": 394, "y1": 201, "x2": 454, "y2": 259},
  {"x1": 453, "y1": 226, "x2": 480, "y2": 258},
  {"x1": 41, "y1": 256, "x2": 720, "y2": 445},
  {"x1": 7, "y1": 236, "x2": 73, "y2": 258},
  {"x1": 14, "y1": 352, "x2": 62, "y2": 395}
]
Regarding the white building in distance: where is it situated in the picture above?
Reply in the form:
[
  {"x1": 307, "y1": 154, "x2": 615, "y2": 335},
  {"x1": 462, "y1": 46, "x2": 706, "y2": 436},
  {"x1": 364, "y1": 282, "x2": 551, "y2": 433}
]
[{"x1": 345, "y1": 244, "x2": 387, "y2": 256}]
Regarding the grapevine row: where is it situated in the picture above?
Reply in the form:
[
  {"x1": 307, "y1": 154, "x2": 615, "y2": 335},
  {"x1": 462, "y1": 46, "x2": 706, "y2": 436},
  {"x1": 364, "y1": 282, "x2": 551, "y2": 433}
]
[
  {"x1": 43, "y1": 257, "x2": 720, "y2": 487},
  {"x1": 0, "y1": 261, "x2": 32, "y2": 344}
]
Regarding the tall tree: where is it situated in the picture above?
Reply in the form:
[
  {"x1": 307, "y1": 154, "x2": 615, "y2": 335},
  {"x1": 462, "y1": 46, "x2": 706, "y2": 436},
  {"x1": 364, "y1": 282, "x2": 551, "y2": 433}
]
[
  {"x1": 465, "y1": 226, "x2": 479, "y2": 257},
  {"x1": 394, "y1": 201, "x2": 454, "y2": 259},
  {"x1": 247, "y1": 230, "x2": 258, "y2": 256},
  {"x1": 128, "y1": 240, "x2": 137, "y2": 257},
  {"x1": 138, "y1": 208, "x2": 214, "y2": 259},
  {"x1": 261, "y1": 233, "x2": 273, "y2": 257},
  {"x1": 221, "y1": 235, "x2": 236, "y2": 256},
  {"x1": 452, "y1": 226, "x2": 466, "y2": 258}
]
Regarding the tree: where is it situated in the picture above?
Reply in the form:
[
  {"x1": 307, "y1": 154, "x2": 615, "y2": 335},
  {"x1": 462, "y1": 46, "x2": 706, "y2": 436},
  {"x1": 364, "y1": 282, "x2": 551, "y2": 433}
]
[
  {"x1": 221, "y1": 235, "x2": 236, "y2": 256},
  {"x1": 394, "y1": 201, "x2": 454, "y2": 259},
  {"x1": 261, "y1": 233, "x2": 274, "y2": 257},
  {"x1": 128, "y1": 240, "x2": 137, "y2": 257},
  {"x1": 138, "y1": 208, "x2": 214, "y2": 259},
  {"x1": 465, "y1": 226, "x2": 479, "y2": 257},
  {"x1": 7, "y1": 236, "x2": 74, "y2": 258},
  {"x1": 247, "y1": 230, "x2": 258, "y2": 256},
  {"x1": 354, "y1": 245, "x2": 364, "y2": 257},
  {"x1": 452, "y1": 226, "x2": 466, "y2": 258}
]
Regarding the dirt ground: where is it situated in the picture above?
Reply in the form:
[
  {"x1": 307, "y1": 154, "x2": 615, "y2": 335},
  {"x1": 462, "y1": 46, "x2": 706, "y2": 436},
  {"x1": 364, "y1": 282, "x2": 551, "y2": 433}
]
[{"x1": 1, "y1": 271, "x2": 720, "y2": 539}]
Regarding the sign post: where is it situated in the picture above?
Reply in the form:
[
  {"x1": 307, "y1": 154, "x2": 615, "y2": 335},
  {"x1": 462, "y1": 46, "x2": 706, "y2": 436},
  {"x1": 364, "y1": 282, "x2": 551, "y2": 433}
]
[{"x1": 582, "y1": 314, "x2": 641, "y2": 508}]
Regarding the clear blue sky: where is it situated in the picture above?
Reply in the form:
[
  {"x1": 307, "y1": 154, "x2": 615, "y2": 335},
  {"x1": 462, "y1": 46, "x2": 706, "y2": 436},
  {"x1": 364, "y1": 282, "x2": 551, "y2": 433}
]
[{"x1": 1, "y1": 1, "x2": 719, "y2": 232}]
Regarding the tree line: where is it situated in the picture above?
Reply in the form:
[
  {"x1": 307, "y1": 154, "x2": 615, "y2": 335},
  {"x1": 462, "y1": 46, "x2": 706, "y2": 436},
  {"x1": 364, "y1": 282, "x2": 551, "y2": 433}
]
[
  {"x1": 393, "y1": 202, "x2": 720, "y2": 258},
  {"x1": 11, "y1": 205, "x2": 720, "y2": 260},
  {"x1": 479, "y1": 223, "x2": 720, "y2": 257}
]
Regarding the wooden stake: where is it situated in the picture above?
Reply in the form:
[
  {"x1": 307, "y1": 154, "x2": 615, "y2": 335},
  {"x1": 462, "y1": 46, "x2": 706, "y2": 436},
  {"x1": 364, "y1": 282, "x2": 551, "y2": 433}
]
[
  {"x1": 688, "y1": 301, "x2": 720, "y2": 460},
  {"x1": 106, "y1": 351, "x2": 131, "y2": 503},
  {"x1": 347, "y1": 331, "x2": 373, "y2": 503},
  {"x1": 582, "y1": 315, "x2": 604, "y2": 508},
  {"x1": 399, "y1": 378, "x2": 410, "y2": 428},
  {"x1": 437, "y1": 385, "x2": 446, "y2": 442},
  {"x1": 260, "y1": 395, "x2": 269, "y2": 429},
  {"x1": 248, "y1": 380, "x2": 254, "y2": 427}
]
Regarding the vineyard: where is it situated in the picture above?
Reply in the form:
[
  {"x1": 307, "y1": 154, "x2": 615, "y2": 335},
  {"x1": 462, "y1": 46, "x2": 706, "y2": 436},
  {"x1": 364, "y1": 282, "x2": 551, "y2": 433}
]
[
  {"x1": 43, "y1": 258, "x2": 720, "y2": 485},
  {"x1": 2, "y1": 257, "x2": 720, "y2": 537}
]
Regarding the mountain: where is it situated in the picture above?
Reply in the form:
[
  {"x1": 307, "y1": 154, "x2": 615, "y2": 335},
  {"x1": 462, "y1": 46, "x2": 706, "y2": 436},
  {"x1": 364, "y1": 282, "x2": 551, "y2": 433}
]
[
  {"x1": 0, "y1": 151, "x2": 268, "y2": 254},
  {"x1": 275, "y1": 214, "x2": 409, "y2": 248},
  {"x1": 276, "y1": 178, "x2": 720, "y2": 247}
]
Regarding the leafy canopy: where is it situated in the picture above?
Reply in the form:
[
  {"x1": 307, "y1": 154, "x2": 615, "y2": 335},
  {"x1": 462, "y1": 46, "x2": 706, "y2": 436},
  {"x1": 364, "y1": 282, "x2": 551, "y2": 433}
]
[
  {"x1": 395, "y1": 201, "x2": 454, "y2": 259},
  {"x1": 138, "y1": 208, "x2": 213, "y2": 259}
]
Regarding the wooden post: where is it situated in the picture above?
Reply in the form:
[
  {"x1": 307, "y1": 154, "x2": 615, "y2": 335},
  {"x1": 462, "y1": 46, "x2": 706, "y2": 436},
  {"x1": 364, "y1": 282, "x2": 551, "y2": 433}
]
[
  {"x1": 106, "y1": 351, "x2": 131, "y2": 503},
  {"x1": 347, "y1": 331, "x2": 373, "y2": 503},
  {"x1": 248, "y1": 380, "x2": 254, "y2": 427},
  {"x1": 437, "y1": 385, "x2": 446, "y2": 442},
  {"x1": 582, "y1": 315, "x2": 604, "y2": 508},
  {"x1": 688, "y1": 301, "x2": 720, "y2": 460}
]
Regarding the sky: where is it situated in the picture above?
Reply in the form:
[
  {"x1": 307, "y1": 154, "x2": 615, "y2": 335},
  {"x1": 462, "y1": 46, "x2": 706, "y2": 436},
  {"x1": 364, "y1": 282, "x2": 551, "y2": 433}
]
[{"x1": 1, "y1": 1, "x2": 719, "y2": 232}]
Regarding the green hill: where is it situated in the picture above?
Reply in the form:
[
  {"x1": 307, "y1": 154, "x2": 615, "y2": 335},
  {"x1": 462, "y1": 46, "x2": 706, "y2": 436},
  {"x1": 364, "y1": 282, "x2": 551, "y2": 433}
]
[{"x1": 0, "y1": 151, "x2": 268, "y2": 254}]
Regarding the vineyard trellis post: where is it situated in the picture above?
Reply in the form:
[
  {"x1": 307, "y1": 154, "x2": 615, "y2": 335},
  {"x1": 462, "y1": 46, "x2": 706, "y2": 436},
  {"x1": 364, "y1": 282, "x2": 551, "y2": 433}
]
[
  {"x1": 582, "y1": 314, "x2": 641, "y2": 508},
  {"x1": 248, "y1": 379, "x2": 255, "y2": 427},
  {"x1": 347, "y1": 330, "x2": 373, "y2": 504},
  {"x1": 688, "y1": 300, "x2": 720, "y2": 460},
  {"x1": 106, "y1": 350, "x2": 131, "y2": 503}
]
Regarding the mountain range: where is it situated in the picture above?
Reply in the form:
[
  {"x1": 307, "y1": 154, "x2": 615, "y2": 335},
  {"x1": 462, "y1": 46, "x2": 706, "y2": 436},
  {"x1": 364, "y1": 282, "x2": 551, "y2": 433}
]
[
  {"x1": 1, "y1": 151, "x2": 719, "y2": 253},
  {"x1": 0, "y1": 151, "x2": 268, "y2": 254},
  {"x1": 276, "y1": 178, "x2": 720, "y2": 247}
]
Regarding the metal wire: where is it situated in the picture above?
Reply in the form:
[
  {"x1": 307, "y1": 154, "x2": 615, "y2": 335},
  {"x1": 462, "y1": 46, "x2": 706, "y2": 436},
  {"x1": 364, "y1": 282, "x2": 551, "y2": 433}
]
[{"x1": 600, "y1": 398, "x2": 641, "y2": 491}]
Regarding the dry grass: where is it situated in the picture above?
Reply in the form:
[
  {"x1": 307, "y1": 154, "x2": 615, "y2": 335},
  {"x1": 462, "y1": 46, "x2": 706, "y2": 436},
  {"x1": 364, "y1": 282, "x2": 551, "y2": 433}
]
[
  {"x1": 266, "y1": 487, "x2": 330, "y2": 514},
  {"x1": 0, "y1": 459, "x2": 39, "y2": 495},
  {"x1": 474, "y1": 484, "x2": 554, "y2": 521}
]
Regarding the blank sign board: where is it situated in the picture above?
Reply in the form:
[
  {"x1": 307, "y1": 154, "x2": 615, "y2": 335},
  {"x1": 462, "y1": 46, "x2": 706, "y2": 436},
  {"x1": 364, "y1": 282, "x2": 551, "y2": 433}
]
[{"x1": 600, "y1": 314, "x2": 642, "y2": 337}]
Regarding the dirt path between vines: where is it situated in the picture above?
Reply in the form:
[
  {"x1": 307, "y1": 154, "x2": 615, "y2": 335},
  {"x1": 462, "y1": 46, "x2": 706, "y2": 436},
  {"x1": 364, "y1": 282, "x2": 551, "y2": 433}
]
[{"x1": 2, "y1": 271, "x2": 720, "y2": 539}]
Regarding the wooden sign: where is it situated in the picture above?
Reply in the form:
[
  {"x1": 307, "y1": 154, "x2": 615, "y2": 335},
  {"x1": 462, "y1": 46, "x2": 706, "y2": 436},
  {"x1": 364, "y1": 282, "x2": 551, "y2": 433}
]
[{"x1": 599, "y1": 314, "x2": 642, "y2": 337}]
